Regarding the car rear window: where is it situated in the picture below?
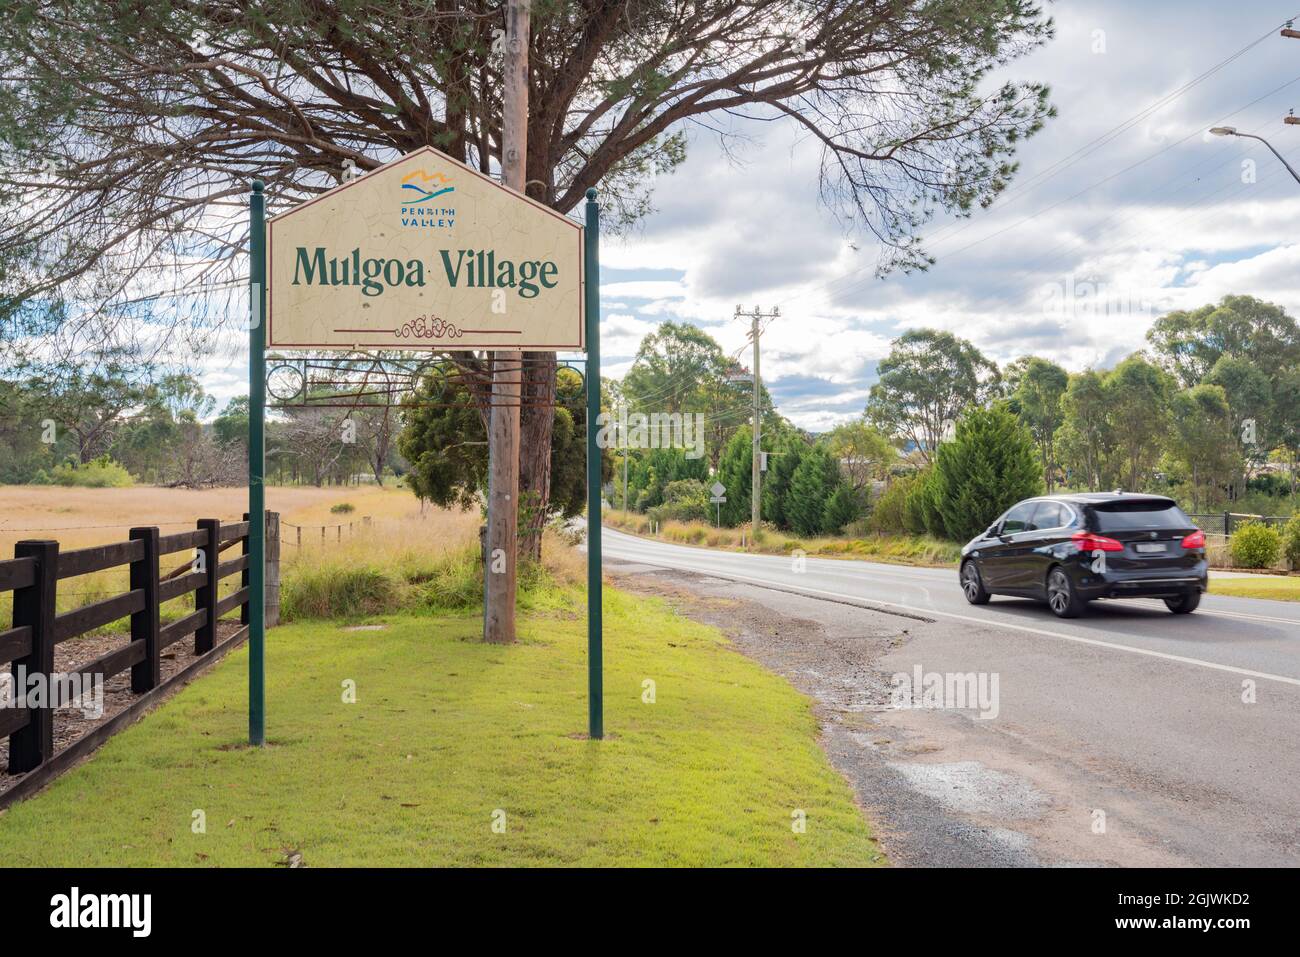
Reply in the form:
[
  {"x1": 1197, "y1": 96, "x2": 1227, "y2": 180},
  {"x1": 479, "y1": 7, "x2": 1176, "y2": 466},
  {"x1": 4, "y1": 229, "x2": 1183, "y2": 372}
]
[{"x1": 1090, "y1": 501, "x2": 1192, "y2": 531}]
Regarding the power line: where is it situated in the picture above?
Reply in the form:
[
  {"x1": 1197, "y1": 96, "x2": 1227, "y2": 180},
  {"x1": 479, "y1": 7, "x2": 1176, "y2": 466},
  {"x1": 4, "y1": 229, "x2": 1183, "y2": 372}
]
[
  {"x1": 802, "y1": 14, "x2": 1300, "y2": 306},
  {"x1": 928, "y1": 125, "x2": 1300, "y2": 322},
  {"x1": 809, "y1": 72, "x2": 1300, "y2": 310}
]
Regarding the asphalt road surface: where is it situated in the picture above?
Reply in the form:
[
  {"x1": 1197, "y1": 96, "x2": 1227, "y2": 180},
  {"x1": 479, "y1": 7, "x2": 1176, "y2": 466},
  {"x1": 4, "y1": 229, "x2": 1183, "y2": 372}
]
[{"x1": 599, "y1": 526, "x2": 1300, "y2": 866}]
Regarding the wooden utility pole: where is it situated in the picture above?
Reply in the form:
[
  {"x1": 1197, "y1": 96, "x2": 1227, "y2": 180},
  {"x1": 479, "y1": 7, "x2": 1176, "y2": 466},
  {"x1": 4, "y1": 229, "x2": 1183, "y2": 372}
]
[
  {"x1": 751, "y1": 310, "x2": 760, "y2": 537},
  {"x1": 484, "y1": 0, "x2": 529, "y2": 644},
  {"x1": 736, "y1": 305, "x2": 779, "y2": 541},
  {"x1": 1286, "y1": 25, "x2": 1298, "y2": 122}
]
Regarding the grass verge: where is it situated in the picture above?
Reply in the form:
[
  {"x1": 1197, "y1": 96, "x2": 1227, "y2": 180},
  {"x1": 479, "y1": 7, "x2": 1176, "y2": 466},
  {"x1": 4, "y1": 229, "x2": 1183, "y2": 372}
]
[
  {"x1": 1209, "y1": 575, "x2": 1300, "y2": 602},
  {"x1": 0, "y1": 587, "x2": 884, "y2": 867},
  {"x1": 279, "y1": 527, "x2": 583, "y2": 620}
]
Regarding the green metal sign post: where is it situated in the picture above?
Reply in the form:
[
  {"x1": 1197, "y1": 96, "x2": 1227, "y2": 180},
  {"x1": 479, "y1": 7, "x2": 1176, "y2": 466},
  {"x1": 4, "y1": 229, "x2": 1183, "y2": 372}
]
[
  {"x1": 248, "y1": 181, "x2": 267, "y2": 746},
  {"x1": 584, "y1": 188, "x2": 603, "y2": 740}
]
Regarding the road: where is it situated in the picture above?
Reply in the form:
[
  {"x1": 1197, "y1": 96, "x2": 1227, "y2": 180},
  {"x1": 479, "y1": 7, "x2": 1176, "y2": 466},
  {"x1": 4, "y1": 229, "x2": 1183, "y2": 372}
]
[{"x1": 600, "y1": 526, "x2": 1300, "y2": 866}]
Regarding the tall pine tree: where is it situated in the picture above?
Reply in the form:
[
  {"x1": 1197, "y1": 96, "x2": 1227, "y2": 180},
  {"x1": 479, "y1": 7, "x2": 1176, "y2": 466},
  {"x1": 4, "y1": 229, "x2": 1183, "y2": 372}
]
[
  {"x1": 932, "y1": 404, "x2": 1043, "y2": 541},
  {"x1": 786, "y1": 444, "x2": 844, "y2": 536}
]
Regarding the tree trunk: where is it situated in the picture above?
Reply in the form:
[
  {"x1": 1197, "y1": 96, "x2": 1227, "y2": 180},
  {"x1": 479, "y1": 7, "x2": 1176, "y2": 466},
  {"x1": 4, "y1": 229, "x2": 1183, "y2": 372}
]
[{"x1": 518, "y1": 354, "x2": 554, "y2": 561}]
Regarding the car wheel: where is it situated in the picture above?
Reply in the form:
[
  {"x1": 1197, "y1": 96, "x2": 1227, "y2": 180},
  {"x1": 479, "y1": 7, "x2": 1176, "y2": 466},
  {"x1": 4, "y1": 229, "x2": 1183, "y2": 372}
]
[
  {"x1": 1164, "y1": 590, "x2": 1201, "y2": 615},
  {"x1": 1046, "y1": 567, "x2": 1086, "y2": 618},
  {"x1": 960, "y1": 561, "x2": 991, "y2": 605}
]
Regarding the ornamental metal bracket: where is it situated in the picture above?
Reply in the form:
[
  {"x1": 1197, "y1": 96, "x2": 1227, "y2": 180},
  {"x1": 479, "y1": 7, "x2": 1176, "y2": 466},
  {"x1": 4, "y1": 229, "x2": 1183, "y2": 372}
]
[{"x1": 264, "y1": 351, "x2": 585, "y2": 410}]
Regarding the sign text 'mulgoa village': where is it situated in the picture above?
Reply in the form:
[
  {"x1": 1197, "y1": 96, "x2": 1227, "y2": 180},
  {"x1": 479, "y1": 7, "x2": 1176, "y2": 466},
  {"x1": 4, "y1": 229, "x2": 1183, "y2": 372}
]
[{"x1": 290, "y1": 246, "x2": 563, "y2": 298}]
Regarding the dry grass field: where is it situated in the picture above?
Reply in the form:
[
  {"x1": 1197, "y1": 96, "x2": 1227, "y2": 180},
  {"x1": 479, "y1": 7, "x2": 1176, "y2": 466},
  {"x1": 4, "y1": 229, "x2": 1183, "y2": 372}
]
[
  {"x1": 0, "y1": 483, "x2": 452, "y2": 553},
  {"x1": 0, "y1": 484, "x2": 483, "y2": 619}
]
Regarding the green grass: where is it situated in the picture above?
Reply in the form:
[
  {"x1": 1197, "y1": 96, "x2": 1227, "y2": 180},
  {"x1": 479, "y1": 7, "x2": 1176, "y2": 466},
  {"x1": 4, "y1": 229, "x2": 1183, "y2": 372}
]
[
  {"x1": 1209, "y1": 575, "x2": 1300, "y2": 602},
  {"x1": 0, "y1": 587, "x2": 883, "y2": 867}
]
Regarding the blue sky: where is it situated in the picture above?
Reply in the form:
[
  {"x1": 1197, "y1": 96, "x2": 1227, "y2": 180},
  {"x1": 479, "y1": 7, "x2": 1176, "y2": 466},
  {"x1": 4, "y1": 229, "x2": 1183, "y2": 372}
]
[{"x1": 191, "y1": 0, "x2": 1300, "y2": 431}]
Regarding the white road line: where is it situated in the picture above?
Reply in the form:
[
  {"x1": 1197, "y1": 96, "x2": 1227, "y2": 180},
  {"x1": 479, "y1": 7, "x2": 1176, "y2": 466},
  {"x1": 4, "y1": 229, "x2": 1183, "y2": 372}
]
[
  {"x1": 612, "y1": 547, "x2": 1300, "y2": 689},
  {"x1": 1197, "y1": 607, "x2": 1300, "y2": 626}
]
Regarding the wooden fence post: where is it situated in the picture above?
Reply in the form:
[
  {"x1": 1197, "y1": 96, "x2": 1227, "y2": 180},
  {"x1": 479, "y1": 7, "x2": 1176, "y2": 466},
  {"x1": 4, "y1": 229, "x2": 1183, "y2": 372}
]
[
  {"x1": 243, "y1": 511, "x2": 279, "y2": 627},
  {"x1": 129, "y1": 527, "x2": 161, "y2": 693},
  {"x1": 266, "y1": 511, "x2": 281, "y2": 628},
  {"x1": 241, "y1": 512, "x2": 252, "y2": 627},
  {"x1": 9, "y1": 540, "x2": 57, "y2": 773},
  {"x1": 195, "y1": 518, "x2": 221, "y2": 654}
]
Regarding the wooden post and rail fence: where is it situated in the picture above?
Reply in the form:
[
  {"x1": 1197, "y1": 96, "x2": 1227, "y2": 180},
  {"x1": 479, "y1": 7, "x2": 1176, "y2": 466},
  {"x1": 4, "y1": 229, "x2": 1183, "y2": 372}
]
[
  {"x1": 0, "y1": 512, "x2": 280, "y2": 795},
  {"x1": 279, "y1": 514, "x2": 371, "y2": 548}
]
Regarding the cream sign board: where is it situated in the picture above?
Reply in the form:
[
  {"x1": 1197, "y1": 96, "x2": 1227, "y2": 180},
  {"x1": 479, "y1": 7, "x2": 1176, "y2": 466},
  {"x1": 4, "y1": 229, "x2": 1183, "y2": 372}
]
[{"x1": 267, "y1": 146, "x2": 583, "y2": 350}]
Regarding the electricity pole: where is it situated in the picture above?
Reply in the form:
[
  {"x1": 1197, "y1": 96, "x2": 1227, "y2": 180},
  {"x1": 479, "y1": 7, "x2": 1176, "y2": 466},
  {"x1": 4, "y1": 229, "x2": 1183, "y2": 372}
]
[
  {"x1": 736, "y1": 304, "x2": 779, "y2": 542},
  {"x1": 1289, "y1": 19, "x2": 1299, "y2": 126},
  {"x1": 485, "y1": 0, "x2": 529, "y2": 643}
]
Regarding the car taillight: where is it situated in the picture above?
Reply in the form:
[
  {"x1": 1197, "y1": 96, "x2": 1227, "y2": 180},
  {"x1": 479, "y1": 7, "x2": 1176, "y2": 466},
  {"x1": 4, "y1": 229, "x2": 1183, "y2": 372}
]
[
  {"x1": 1071, "y1": 531, "x2": 1124, "y2": 552},
  {"x1": 1181, "y1": 529, "x2": 1205, "y2": 549}
]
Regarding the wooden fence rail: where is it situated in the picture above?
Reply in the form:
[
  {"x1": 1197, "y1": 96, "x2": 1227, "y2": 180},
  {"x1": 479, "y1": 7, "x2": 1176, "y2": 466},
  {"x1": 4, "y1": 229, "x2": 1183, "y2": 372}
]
[{"x1": 0, "y1": 511, "x2": 279, "y2": 777}]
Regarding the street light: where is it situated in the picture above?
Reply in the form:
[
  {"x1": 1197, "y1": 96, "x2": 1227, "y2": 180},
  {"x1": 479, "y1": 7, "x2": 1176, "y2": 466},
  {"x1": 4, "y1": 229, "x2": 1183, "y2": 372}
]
[{"x1": 1210, "y1": 126, "x2": 1300, "y2": 186}]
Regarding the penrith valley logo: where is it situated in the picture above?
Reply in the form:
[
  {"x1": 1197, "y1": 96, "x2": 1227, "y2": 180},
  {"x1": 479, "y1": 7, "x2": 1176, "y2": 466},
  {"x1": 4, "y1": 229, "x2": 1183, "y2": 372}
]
[{"x1": 400, "y1": 168, "x2": 455, "y2": 229}]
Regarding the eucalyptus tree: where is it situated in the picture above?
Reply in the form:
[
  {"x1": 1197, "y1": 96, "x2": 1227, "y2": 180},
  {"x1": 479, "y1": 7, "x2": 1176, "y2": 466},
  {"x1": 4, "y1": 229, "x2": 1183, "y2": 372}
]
[
  {"x1": 1009, "y1": 355, "x2": 1067, "y2": 491},
  {"x1": 865, "y1": 328, "x2": 1001, "y2": 464}
]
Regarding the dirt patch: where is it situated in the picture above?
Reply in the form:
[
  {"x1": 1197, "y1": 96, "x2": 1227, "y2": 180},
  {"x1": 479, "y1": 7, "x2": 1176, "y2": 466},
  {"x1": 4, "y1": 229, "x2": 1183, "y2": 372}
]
[
  {"x1": 0, "y1": 619, "x2": 244, "y2": 790},
  {"x1": 609, "y1": 565, "x2": 910, "y2": 714}
]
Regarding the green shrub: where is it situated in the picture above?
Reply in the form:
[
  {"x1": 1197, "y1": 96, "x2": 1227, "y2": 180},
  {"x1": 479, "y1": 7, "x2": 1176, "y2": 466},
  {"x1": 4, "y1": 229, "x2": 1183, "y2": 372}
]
[
  {"x1": 281, "y1": 562, "x2": 400, "y2": 620},
  {"x1": 786, "y1": 444, "x2": 848, "y2": 536},
  {"x1": 420, "y1": 547, "x2": 483, "y2": 609},
  {"x1": 822, "y1": 484, "x2": 861, "y2": 535},
  {"x1": 931, "y1": 404, "x2": 1042, "y2": 542},
  {"x1": 330, "y1": 503, "x2": 356, "y2": 514},
  {"x1": 1229, "y1": 521, "x2": 1282, "y2": 569},
  {"x1": 907, "y1": 468, "x2": 948, "y2": 539},
  {"x1": 281, "y1": 543, "x2": 572, "y2": 620},
  {"x1": 647, "y1": 478, "x2": 711, "y2": 525},
  {"x1": 1284, "y1": 514, "x2": 1300, "y2": 571},
  {"x1": 49, "y1": 456, "x2": 133, "y2": 488},
  {"x1": 902, "y1": 471, "x2": 932, "y2": 536},
  {"x1": 29, "y1": 468, "x2": 50, "y2": 485},
  {"x1": 868, "y1": 474, "x2": 917, "y2": 535}
]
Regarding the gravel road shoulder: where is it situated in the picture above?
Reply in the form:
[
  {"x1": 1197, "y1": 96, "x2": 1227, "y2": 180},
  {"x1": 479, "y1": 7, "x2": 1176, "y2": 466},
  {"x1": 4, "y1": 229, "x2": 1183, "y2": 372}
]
[{"x1": 606, "y1": 558, "x2": 1195, "y2": 867}]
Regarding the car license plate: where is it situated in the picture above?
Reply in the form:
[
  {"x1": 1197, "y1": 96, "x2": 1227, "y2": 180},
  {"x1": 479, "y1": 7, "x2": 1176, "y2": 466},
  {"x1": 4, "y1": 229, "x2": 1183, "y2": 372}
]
[{"x1": 1135, "y1": 542, "x2": 1166, "y2": 554}]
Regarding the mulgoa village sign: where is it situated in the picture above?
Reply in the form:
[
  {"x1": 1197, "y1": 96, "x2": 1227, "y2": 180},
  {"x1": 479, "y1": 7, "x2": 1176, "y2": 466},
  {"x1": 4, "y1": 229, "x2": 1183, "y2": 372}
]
[
  {"x1": 267, "y1": 147, "x2": 584, "y2": 350},
  {"x1": 246, "y1": 145, "x2": 604, "y2": 745}
]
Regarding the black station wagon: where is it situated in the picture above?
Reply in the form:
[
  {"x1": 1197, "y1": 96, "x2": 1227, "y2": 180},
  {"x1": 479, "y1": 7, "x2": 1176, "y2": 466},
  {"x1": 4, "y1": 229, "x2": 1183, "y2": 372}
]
[{"x1": 958, "y1": 493, "x2": 1208, "y2": 618}]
